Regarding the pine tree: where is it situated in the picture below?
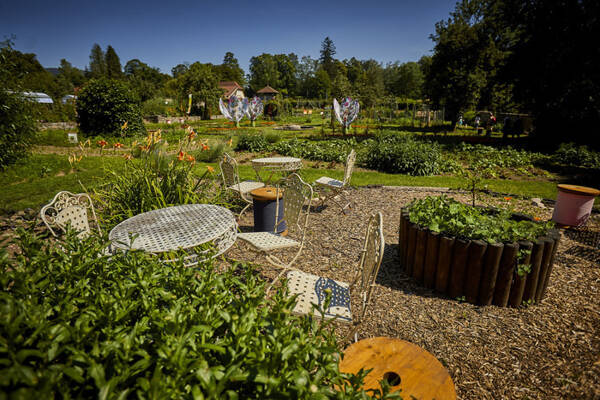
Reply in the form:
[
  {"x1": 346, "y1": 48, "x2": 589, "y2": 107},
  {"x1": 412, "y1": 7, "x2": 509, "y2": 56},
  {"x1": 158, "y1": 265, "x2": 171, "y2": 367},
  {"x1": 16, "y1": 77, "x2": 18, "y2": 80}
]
[
  {"x1": 89, "y1": 43, "x2": 106, "y2": 78},
  {"x1": 105, "y1": 45, "x2": 123, "y2": 79},
  {"x1": 319, "y1": 37, "x2": 337, "y2": 80}
]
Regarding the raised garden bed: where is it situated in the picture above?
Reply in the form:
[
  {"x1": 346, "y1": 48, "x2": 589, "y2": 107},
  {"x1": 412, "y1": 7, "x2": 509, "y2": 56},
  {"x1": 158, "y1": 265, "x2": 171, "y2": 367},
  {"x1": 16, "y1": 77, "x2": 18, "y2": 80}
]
[{"x1": 397, "y1": 199, "x2": 560, "y2": 307}]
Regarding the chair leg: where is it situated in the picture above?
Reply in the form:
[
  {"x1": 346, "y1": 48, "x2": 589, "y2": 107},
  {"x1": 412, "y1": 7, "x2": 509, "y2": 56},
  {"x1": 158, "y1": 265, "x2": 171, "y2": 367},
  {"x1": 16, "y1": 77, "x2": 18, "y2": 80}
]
[{"x1": 238, "y1": 203, "x2": 252, "y2": 220}]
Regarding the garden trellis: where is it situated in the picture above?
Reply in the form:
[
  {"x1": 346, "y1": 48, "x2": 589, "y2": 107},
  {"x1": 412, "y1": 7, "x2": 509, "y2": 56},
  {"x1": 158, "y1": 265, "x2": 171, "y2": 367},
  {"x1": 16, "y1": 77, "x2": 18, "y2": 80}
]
[{"x1": 219, "y1": 97, "x2": 247, "y2": 127}]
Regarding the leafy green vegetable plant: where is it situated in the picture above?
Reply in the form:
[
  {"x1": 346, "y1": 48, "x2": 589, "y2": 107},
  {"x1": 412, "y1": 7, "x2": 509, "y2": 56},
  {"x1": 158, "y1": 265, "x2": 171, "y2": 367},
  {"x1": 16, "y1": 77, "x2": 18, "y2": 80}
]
[{"x1": 408, "y1": 195, "x2": 553, "y2": 244}]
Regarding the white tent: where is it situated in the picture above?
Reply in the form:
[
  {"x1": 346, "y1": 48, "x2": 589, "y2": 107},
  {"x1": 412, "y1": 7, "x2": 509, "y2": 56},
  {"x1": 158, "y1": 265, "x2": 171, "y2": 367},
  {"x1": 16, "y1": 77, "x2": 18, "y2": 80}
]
[{"x1": 23, "y1": 92, "x2": 53, "y2": 104}]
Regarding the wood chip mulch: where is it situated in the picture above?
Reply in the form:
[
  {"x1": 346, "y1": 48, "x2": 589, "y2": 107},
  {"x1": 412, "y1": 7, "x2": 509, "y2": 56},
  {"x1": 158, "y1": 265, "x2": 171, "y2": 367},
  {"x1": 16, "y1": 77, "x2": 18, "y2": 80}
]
[{"x1": 225, "y1": 187, "x2": 600, "y2": 400}]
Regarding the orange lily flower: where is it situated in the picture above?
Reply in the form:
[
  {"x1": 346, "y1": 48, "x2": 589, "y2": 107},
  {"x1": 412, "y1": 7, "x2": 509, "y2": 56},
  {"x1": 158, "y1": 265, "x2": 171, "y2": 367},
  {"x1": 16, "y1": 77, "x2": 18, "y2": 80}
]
[
  {"x1": 186, "y1": 154, "x2": 195, "y2": 163},
  {"x1": 113, "y1": 142, "x2": 123, "y2": 148},
  {"x1": 97, "y1": 140, "x2": 107, "y2": 147},
  {"x1": 504, "y1": 196, "x2": 512, "y2": 201},
  {"x1": 177, "y1": 151, "x2": 185, "y2": 161},
  {"x1": 207, "y1": 166, "x2": 215, "y2": 173}
]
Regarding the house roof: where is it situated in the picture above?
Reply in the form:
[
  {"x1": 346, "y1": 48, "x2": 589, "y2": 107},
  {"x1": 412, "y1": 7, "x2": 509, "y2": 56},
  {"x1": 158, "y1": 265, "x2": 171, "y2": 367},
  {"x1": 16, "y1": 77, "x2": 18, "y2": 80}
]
[
  {"x1": 218, "y1": 81, "x2": 243, "y2": 98},
  {"x1": 257, "y1": 85, "x2": 279, "y2": 94}
]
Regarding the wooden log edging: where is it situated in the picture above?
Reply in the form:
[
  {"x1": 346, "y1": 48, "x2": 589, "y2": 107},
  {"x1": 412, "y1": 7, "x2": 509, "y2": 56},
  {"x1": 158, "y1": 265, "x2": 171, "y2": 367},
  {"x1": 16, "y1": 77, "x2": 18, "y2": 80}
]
[{"x1": 398, "y1": 209, "x2": 560, "y2": 307}]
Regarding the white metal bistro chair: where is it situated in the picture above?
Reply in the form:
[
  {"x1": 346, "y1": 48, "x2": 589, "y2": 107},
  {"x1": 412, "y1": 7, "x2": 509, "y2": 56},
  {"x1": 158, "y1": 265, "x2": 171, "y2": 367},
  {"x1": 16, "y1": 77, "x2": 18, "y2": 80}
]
[
  {"x1": 220, "y1": 153, "x2": 264, "y2": 218},
  {"x1": 314, "y1": 149, "x2": 356, "y2": 213},
  {"x1": 285, "y1": 212, "x2": 385, "y2": 341},
  {"x1": 40, "y1": 191, "x2": 101, "y2": 239},
  {"x1": 237, "y1": 173, "x2": 313, "y2": 286}
]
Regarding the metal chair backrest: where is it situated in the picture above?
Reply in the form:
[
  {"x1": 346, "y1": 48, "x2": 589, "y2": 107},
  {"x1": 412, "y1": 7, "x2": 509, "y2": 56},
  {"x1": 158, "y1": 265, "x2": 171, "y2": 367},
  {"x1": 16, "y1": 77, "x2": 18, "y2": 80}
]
[
  {"x1": 275, "y1": 173, "x2": 313, "y2": 235},
  {"x1": 352, "y1": 212, "x2": 385, "y2": 321},
  {"x1": 342, "y1": 149, "x2": 356, "y2": 186},
  {"x1": 40, "y1": 191, "x2": 100, "y2": 239},
  {"x1": 220, "y1": 153, "x2": 239, "y2": 189}
]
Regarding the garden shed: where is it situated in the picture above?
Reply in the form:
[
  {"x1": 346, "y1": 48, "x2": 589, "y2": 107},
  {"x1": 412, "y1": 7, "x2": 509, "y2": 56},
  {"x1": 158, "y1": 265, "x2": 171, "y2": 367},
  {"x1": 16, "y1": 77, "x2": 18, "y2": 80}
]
[{"x1": 257, "y1": 85, "x2": 279, "y2": 101}]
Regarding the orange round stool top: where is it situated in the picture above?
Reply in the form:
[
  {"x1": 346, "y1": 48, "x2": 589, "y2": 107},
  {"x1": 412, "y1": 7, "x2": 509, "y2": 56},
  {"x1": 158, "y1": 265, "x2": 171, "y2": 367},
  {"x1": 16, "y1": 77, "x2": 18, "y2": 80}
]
[{"x1": 339, "y1": 337, "x2": 456, "y2": 399}]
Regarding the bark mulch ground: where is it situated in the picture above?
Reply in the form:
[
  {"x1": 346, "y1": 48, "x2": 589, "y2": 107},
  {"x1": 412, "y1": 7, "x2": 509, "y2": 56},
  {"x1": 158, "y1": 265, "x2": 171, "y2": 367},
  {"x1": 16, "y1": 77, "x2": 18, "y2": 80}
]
[{"x1": 226, "y1": 187, "x2": 600, "y2": 400}]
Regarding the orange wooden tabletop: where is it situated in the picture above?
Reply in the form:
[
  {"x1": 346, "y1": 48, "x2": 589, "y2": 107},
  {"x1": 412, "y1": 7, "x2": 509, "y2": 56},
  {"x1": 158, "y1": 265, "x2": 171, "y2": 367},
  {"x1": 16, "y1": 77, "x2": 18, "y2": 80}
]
[{"x1": 339, "y1": 337, "x2": 456, "y2": 400}]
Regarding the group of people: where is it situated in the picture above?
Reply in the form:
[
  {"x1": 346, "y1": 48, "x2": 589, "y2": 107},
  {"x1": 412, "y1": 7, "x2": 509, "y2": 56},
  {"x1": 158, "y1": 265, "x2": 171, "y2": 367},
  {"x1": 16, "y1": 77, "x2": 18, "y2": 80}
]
[{"x1": 457, "y1": 112, "x2": 497, "y2": 136}]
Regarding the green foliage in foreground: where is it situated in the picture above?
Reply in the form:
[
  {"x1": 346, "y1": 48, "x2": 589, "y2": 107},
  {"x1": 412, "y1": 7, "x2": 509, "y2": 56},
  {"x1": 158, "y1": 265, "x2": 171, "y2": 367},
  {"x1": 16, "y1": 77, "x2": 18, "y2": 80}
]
[
  {"x1": 408, "y1": 195, "x2": 554, "y2": 243},
  {"x1": 0, "y1": 91, "x2": 37, "y2": 170},
  {"x1": 0, "y1": 229, "x2": 400, "y2": 399}
]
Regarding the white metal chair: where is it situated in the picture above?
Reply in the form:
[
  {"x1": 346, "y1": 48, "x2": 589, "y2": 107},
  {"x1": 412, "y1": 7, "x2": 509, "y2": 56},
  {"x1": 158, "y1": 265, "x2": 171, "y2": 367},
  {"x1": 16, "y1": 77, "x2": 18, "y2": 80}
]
[
  {"x1": 314, "y1": 149, "x2": 356, "y2": 213},
  {"x1": 237, "y1": 173, "x2": 313, "y2": 286},
  {"x1": 40, "y1": 191, "x2": 101, "y2": 239},
  {"x1": 220, "y1": 153, "x2": 264, "y2": 217},
  {"x1": 285, "y1": 212, "x2": 385, "y2": 340}
]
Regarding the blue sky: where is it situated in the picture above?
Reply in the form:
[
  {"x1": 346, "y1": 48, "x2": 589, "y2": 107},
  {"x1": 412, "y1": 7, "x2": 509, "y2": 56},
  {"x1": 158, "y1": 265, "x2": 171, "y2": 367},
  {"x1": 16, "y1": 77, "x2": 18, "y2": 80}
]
[{"x1": 1, "y1": 0, "x2": 456, "y2": 75}]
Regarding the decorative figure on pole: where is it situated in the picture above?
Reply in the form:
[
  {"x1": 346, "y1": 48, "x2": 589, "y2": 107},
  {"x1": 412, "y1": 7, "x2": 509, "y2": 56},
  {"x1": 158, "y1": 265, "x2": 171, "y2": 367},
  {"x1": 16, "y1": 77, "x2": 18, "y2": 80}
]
[
  {"x1": 333, "y1": 97, "x2": 360, "y2": 135},
  {"x1": 245, "y1": 96, "x2": 264, "y2": 127},
  {"x1": 219, "y1": 97, "x2": 247, "y2": 128}
]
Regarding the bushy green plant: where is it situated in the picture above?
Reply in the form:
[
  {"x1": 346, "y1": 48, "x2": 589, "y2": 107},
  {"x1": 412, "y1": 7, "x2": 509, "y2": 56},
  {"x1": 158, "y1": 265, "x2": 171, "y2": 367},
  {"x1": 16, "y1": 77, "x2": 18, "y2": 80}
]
[
  {"x1": 409, "y1": 195, "x2": 553, "y2": 243},
  {"x1": 363, "y1": 135, "x2": 442, "y2": 175},
  {"x1": 95, "y1": 137, "x2": 228, "y2": 228},
  {"x1": 235, "y1": 134, "x2": 269, "y2": 152},
  {"x1": 76, "y1": 78, "x2": 145, "y2": 137},
  {"x1": 272, "y1": 138, "x2": 354, "y2": 163},
  {"x1": 0, "y1": 91, "x2": 36, "y2": 169},
  {"x1": 141, "y1": 97, "x2": 170, "y2": 116},
  {"x1": 0, "y1": 229, "x2": 400, "y2": 399},
  {"x1": 194, "y1": 143, "x2": 225, "y2": 163},
  {"x1": 553, "y1": 142, "x2": 600, "y2": 169}
]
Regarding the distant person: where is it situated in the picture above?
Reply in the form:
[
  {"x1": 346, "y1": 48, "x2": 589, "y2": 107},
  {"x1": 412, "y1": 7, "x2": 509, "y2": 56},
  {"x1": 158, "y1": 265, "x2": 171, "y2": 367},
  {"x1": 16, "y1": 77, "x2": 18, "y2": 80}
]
[{"x1": 474, "y1": 116, "x2": 481, "y2": 134}]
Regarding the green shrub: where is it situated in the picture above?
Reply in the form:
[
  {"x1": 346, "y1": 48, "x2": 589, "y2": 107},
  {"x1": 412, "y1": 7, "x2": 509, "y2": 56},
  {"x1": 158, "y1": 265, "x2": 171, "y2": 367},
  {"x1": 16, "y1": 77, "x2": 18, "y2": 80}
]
[
  {"x1": 272, "y1": 138, "x2": 354, "y2": 163},
  {"x1": 553, "y1": 142, "x2": 600, "y2": 169},
  {"x1": 141, "y1": 97, "x2": 170, "y2": 116},
  {"x1": 0, "y1": 229, "x2": 399, "y2": 399},
  {"x1": 235, "y1": 134, "x2": 269, "y2": 152},
  {"x1": 194, "y1": 143, "x2": 225, "y2": 163},
  {"x1": 363, "y1": 135, "x2": 442, "y2": 175},
  {"x1": 76, "y1": 78, "x2": 145, "y2": 137},
  {"x1": 264, "y1": 132, "x2": 281, "y2": 144},
  {"x1": 0, "y1": 90, "x2": 36, "y2": 169}
]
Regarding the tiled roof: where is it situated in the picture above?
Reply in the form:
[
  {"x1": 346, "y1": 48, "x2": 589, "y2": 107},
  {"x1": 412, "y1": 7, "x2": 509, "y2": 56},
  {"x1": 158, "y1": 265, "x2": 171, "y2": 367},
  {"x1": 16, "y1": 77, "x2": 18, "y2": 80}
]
[
  {"x1": 218, "y1": 81, "x2": 243, "y2": 98},
  {"x1": 257, "y1": 85, "x2": 279, "y2": 94}
]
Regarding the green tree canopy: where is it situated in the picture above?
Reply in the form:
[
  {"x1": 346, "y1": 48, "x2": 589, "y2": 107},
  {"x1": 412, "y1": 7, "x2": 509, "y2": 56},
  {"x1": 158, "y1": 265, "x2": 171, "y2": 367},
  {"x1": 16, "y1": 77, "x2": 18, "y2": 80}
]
[
  {"x1": 176, "y1": 62, "x2": 222, "y2": 119},
  {"x1": 105, "y1": 45, "x2": 123, "y2": 79},
  {"x1": 319, "y1": 36, "x2": 337, "y2": 80},
  {"x1": 215, "y1": 52, "x2": 246, "y2": 85},
  {"x1": 88, "y1": 43, "x2": 106, "y2": 79},
  {"x1": 124, "y1": 59, "x2": 169, "y2": 102}
]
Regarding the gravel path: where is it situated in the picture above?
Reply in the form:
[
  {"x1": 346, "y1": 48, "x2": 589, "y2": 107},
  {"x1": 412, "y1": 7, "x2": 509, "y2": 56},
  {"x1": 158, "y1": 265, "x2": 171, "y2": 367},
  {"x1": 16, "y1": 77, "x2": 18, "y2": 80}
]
[{"x1": 226, "y1": 187, "x2": 600, "y2": 400}]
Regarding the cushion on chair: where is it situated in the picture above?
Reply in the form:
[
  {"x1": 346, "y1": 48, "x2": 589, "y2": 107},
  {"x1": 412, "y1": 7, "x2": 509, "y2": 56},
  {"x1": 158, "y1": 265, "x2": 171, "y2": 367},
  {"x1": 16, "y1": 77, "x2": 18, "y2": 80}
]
[
  {"x1": 238, "y1": 231, "x2": 299, "y2": 251},
  {"x1": 287, "y1": 270, "x2": 352, "y2": 322},
  {"x1": 315, "y1": 176, "x2": 344, "y2": 188},
  {"x1": 228, "y1": 181, "x2": 264, "y2": 195}
]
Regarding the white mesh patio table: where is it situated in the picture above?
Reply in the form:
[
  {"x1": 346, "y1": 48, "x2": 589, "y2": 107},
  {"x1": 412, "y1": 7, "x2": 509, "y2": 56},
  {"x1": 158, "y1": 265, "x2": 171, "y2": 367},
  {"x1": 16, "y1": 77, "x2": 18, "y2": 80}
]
[
  {"x1": 109, "y1": 204, "x2": 237, "y2": 260},
  {"x1": 252, "y1": 156, "x2": 303, "y2": 183}
]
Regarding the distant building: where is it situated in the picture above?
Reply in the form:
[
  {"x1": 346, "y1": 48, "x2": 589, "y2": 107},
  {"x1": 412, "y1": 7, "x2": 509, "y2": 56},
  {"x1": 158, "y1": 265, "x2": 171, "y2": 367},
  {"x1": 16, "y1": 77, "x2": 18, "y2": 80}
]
[
  {"x1": 218, "y1": 81, "x2": 245, "y2": 100},
  {"x1": 23, "y1": 92, "x2": 54, "y2": 104},
  {"x1": 256, "y1": 85, "x2": 279, "y2": 101}
]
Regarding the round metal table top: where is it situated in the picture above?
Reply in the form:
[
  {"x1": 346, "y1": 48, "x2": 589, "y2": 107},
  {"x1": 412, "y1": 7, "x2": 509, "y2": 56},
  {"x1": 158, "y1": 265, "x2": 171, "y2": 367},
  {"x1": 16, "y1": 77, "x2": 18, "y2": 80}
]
[
  {"x1": 109, "y1": 204, "x2": 236, "y2": 253},
  {"x1": 339, "y1": 337, "x2": 456, "y2": 399},
  {"x1": 251, "y1": 157, "x2": 303, "y2": 171}
]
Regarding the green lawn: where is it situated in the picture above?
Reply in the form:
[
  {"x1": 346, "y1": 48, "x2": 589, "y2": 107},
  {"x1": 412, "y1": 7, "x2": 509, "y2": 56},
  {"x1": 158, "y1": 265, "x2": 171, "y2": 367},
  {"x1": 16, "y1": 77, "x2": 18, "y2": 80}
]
[{"x1": 1, "y1": 153, "x2": 561, "y2": 213}]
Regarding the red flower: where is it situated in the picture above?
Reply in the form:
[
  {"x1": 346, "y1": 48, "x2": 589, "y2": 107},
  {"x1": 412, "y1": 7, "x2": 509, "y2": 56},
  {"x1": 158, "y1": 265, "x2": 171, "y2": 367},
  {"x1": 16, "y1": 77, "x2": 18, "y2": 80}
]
[
  {"x1": 97, "y1": 140, "x2": 107, "y2": 147},
  {"x1": 177, "y1": 151, "x2": 185, "y2": 161},
  {"x1": 504, "y1": 196, "x2": 512, "y2": 201}
]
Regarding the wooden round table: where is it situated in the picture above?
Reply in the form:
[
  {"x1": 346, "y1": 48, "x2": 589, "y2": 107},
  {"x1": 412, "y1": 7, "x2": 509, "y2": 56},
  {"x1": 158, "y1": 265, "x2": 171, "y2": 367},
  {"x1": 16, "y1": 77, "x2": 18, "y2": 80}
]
[{"x1": 339, "y1": 337, "x2": 456, "y2": 399}]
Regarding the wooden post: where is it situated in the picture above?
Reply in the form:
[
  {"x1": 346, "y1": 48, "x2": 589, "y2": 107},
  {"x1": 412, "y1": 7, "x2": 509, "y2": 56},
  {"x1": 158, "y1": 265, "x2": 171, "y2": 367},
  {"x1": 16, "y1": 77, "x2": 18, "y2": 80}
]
[
  {"x1": 435, "y1": 236, "x2": 455, "y2": 293},
  {"x1": 463, "y1": 240, "x2": 488, "y2": 303},
  {"x1": 522, "y1": 239, "x2": 546, "y2": 303},
  {"x1": 412, "y1": 229, "x2": 428, "y2": 283},
  {"x1": 400, "y1": 211, "x2": 410, "y2": 269},
  {"x1": 405, "y1": 223, "x2": 418, "y2": 275},
  {"x1": 535, "y1": 237, "x2": 556, "y2": 303},
  {"x1": 478, "y1": 242, "x2": 504, "y2": 305},
  {"x1": 508, "y1": 241, "x2": 534, "y2": 307},
  {"x1": 538, "y1": 232, "x2": 561, "y2": 301},
  {"x1": 447, "y1": 239, "x2": 470, "y2": 299},
  {"x1": 423, "y1": 231, "x2": 440, "y2": 288},
  {"x1": 493, "y1": 242, "x2": 519, "y2": 307}
]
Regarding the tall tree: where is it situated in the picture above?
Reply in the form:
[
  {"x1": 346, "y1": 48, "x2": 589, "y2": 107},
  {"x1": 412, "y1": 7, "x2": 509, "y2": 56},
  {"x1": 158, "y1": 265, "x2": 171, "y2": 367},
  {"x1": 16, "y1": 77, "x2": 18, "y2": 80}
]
[
  {"x1": 171, "y1": 63, "x2": 189, "y2": 78},
  {"x1": 88, "y1": 43, "x2": 106, "y2": 78},
  {"x1": 216, "y1": 52, "x2": 246, "y2": 85},
  {"x1": 105, "y1": 45, "x2": 123, "y2": 79},
  {"x1": 124, "y1": 59, "x2": 169, "y2": 102},
  {"x1": 248, "y1": 53, "x2": 279, "y2": 92},
  {"x1": 319, "y1": 37, "x2": 337, "y2": 80},
  {"x1": 176, "y1": 62, "x2": 222, "y2": 119}
]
